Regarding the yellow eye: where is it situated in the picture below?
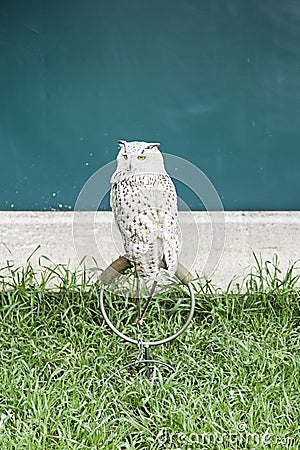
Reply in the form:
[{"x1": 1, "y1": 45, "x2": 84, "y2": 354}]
[
  {"x1": 137, "y1": 155, "x2": 146, "y2": 160},
  {"x1": 123, "y1": 155, "x2": 128, "y2": 160}
]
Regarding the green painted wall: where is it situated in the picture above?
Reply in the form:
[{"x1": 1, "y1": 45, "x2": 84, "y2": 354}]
[{"x1": 1, "y1": 0, "x2": 299, "y2": 210}]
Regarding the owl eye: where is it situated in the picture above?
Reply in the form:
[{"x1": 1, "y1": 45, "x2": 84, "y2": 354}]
[
  {"x1": 123, "y1": 155, "x2": 128, "y2": 160},
  {"x1": 137, "y1": 155, "x2": 146, "y2": 160}
]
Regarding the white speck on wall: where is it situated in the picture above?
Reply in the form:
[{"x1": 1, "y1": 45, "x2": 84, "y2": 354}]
[
  {"x1": 10, "y1": 204, "x2": 14, "y2": 208},
  {"x1": 58, "y1": 204, "x2": 63, "y2": 208},
  {"x1": 52, "y1": 192, "x2": 56, "y2": 197},
  {"x1": 85, "y1": 162, "x2": 89, "y2": 166}
]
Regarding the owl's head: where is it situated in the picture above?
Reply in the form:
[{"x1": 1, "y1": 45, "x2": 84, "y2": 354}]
[{"x1": 111, "y1": 140, "x2": 167, "y2": 182}]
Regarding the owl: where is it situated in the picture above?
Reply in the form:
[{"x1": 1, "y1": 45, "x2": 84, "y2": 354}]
[{"x1": 110, "y1": 140, "x2": 180, "y2": 280}]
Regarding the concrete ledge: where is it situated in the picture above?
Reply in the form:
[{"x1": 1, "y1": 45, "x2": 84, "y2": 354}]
[{"x1": 0, "y1": 211, "x2": 299, "y2": 288}]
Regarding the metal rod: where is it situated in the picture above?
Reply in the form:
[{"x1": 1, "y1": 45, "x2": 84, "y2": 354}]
[
  {"x1": 100, "y1": 283, "x2": 195, "y2": 346},
  {"x1": 104, "y1": 359, "x2": 176, "y2": 384},
  {"x1": 138, "y1": 279, "x2": 157, "y2": 324},
  {"x1": 136, "y1": 276, "x2": 141, "y2": 323},
  {"x1": 144, "y1": 345, "x2": 151, "y2": 379}
]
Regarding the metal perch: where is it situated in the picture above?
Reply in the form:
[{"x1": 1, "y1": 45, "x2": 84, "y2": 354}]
[{"x1": 99, "y1": 256, "x2": 195, "y2": 383}]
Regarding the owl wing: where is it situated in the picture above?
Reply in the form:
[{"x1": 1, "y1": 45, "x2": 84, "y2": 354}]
[{"x1": 156, "y1": 176, "x2": 180, "y2": 275}]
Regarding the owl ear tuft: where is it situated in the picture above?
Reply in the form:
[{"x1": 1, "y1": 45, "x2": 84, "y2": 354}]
[
  {"x1": 118, "y1": 140, "x2": 126, "y2": 147},
  {"x1": 147, "y1": 143, "x2": 160, "y2": 149}
]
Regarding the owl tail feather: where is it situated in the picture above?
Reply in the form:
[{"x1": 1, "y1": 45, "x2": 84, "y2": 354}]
[{"x1": 162, "y1": 247, "x2": 178, "y2": 278}]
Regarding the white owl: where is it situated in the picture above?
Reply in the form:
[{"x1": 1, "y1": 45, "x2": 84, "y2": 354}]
[{"x1": 110, "y1": 140, "x2": 180, "y2": 281}]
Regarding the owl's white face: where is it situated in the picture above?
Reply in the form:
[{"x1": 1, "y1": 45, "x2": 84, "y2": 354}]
[{"x1": 112, "y1": 140, "x2": 167, "y2": 180}]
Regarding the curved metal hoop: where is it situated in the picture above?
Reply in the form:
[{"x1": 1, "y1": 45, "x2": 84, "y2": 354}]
[
  {"x1": 104, "y1": 359, "x2": 176, "y2": 384},
  {"x1": 99, "y1": 283, "x2": 195, "y2": 347}
]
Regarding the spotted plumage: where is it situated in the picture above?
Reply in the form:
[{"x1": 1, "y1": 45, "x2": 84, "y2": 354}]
[{"x1": 110, "y1": 140, "x2": 180, "y2": 279}]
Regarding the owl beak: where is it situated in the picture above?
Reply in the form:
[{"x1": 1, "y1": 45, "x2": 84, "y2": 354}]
[{"x1": 128, "y1": 161, "x2": 132, "y2": 171}]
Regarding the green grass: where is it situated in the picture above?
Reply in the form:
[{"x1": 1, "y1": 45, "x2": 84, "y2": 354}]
[{"x1": 0, "y1": 257, "x2": 299, "y2": 449}]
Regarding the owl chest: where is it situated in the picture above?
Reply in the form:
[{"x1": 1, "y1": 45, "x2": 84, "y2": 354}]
[{"x1": 114, "y1": 175, "x2": 163, "y2": 203}]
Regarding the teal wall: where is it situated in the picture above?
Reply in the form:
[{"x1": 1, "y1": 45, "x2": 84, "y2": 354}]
[{"x1": 0, "y1": 0, "x2": 299, "y2": 210}]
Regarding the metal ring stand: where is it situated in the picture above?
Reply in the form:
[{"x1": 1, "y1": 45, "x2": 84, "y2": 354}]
[{"x1": 99, "y1": 257, "x2": 195, "y2": 383}]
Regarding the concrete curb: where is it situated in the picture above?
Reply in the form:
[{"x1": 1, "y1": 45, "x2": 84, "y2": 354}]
[{"x1": 0, "y1": 211, "x2": 299, "y2": 288}]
